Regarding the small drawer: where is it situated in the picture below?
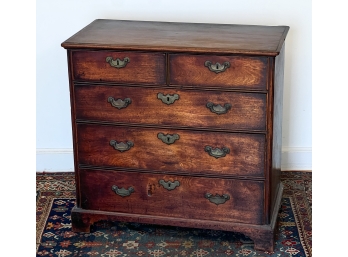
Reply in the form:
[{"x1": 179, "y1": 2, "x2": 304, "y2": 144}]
[
  {"x1": 169, "y1": 54, "x2": 268, "y2": 90},
  {"x1": 74, "y1": 84, "x2": 267, "y2": 131},
  {"x1": 72, "y1": 51, "x2": 166, "y2": 84},
  {"x1": 77, "y1": 123, "x2": 265, "y2": 177},
  {"x1": 79, "y1": 169, "x2": 265, "y2": 225}
]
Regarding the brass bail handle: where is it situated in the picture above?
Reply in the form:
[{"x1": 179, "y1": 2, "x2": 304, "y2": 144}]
[
  {"x1": 107, "y1": 97, "x2": 132, "y2": 110},
  {"x1": 109, "y1": 140, "x2": 134, "y2": 152},
  {"x1": 205, "y1": 193, "x2": 230, "y2": 205},
  {"x1": 204, "y1": 146, "x2": 230, "y2": 158},
  {"x1": 112, "y1": 185, "x2": 134, "y2": 197},
  {"x1": 206, "y1": 102, "x2": 232, "y2": 115}
]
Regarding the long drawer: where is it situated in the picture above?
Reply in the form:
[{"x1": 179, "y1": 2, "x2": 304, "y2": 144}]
[
  {"x1": 72, "y1": 51, "x2": 166, "y2": 84},
  {"x1": 77, "y1": 123, "x2": 265, "y2": 177},
  {"x1": 79, "y1": 169, "x2": 265, "y2": 224},
  {"x1": 74, "y1": 84, "x2": 267, "y2": 131},
  {"x1": 170, "y1": 54, "x2": 268, "y2": 90}
]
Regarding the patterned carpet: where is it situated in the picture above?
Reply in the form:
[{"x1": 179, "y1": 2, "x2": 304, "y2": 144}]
[{"x1": 36, "y1": 171, "x2": 312, "y2": 257}]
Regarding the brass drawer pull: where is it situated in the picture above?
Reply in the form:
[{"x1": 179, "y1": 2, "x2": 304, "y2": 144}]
[
  {"x1": 158, "y1": 133, "x2": 180, "y2": 145},
  {"x1": 110, "y1": 140, "x2": 134, "y2": 152},
  {"x1": 107, "y1": 97, "x2": 132, "y2": 109},
  {"x1": 157, "y1": 93, "x2": 180, "y2": 105},
  {"x1": 112, "y1": 185, "x2": 134, "y2": 197},
  {"x1": 204, "y1": 146, "x2": 230, "y2": 158},
  {"x1": 204, "y1": 61, "x2": 230, "y2": 73},
  {"x1": 206, "y1": 102, "x2": 231, "y2": 115},
  {"x1": 159, "y1": 179, "x2": 180, "y2": 191},
  {"x1": 205, "y1": 193, "x2": 230, "y2": 205},
  {"x1": 106, "y1": 56, "x2": 130, "y2": 68}
]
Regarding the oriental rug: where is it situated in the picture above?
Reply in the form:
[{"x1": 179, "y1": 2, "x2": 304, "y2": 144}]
[{"x1": 36, "y1": 171, "x2": 311, "y2": 257}]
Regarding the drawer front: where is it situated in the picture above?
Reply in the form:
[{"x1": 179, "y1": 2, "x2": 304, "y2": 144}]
[
  {"x1": 79, "y1": 169, "x2": 264, "y2": 224},
  {"x1": 75, "y1": 84, "x2": 267, "y2": 131},
  {"x1": 72, "y1": 51, "x2": 166, "y2": 84},
  {"x1": 170, "y1": 54, "x2": 268, "y2": 90},
  {"x1": 77, "y1": 123, "x2": 265, "y2": 177}
]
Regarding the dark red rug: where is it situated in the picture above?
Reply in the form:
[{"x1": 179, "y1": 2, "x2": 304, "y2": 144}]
[{"x1": 36, "y1": 171, "x2": 311, "y2": 256}]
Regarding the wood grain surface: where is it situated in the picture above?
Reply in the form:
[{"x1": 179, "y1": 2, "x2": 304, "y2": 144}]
[
  {"x1": 72, "y1": 50, "x2": 166, "y2": 84},
  {"x1": 79, "y1": 169, "x2": 264, "y2": 224},
  {"x1": 76, "y1": 123, "x2": 266, "y2": 177},
  {"x1": 170, "y1": 54, "x2": 268, "y2": 90},
  {"x1": 74, "y1": 84, "x2": 267, "y2": 131},
  {"x1": 62, "y1": 19, "x2": 289, "y2": 56}
]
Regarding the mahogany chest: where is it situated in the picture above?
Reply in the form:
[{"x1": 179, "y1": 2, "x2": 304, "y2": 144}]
[{"x1": 61, "y1": 19, "x2": 289, "y2": 252}]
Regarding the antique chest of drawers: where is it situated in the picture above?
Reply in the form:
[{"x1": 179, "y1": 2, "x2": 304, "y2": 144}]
[{"x1": 61, "y1": 19, "x2": 289, "y2": 252}]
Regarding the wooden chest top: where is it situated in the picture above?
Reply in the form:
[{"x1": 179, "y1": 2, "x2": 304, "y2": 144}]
[{"x1": 61, "y1": 19, "x2": 289, "y2": 55}]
